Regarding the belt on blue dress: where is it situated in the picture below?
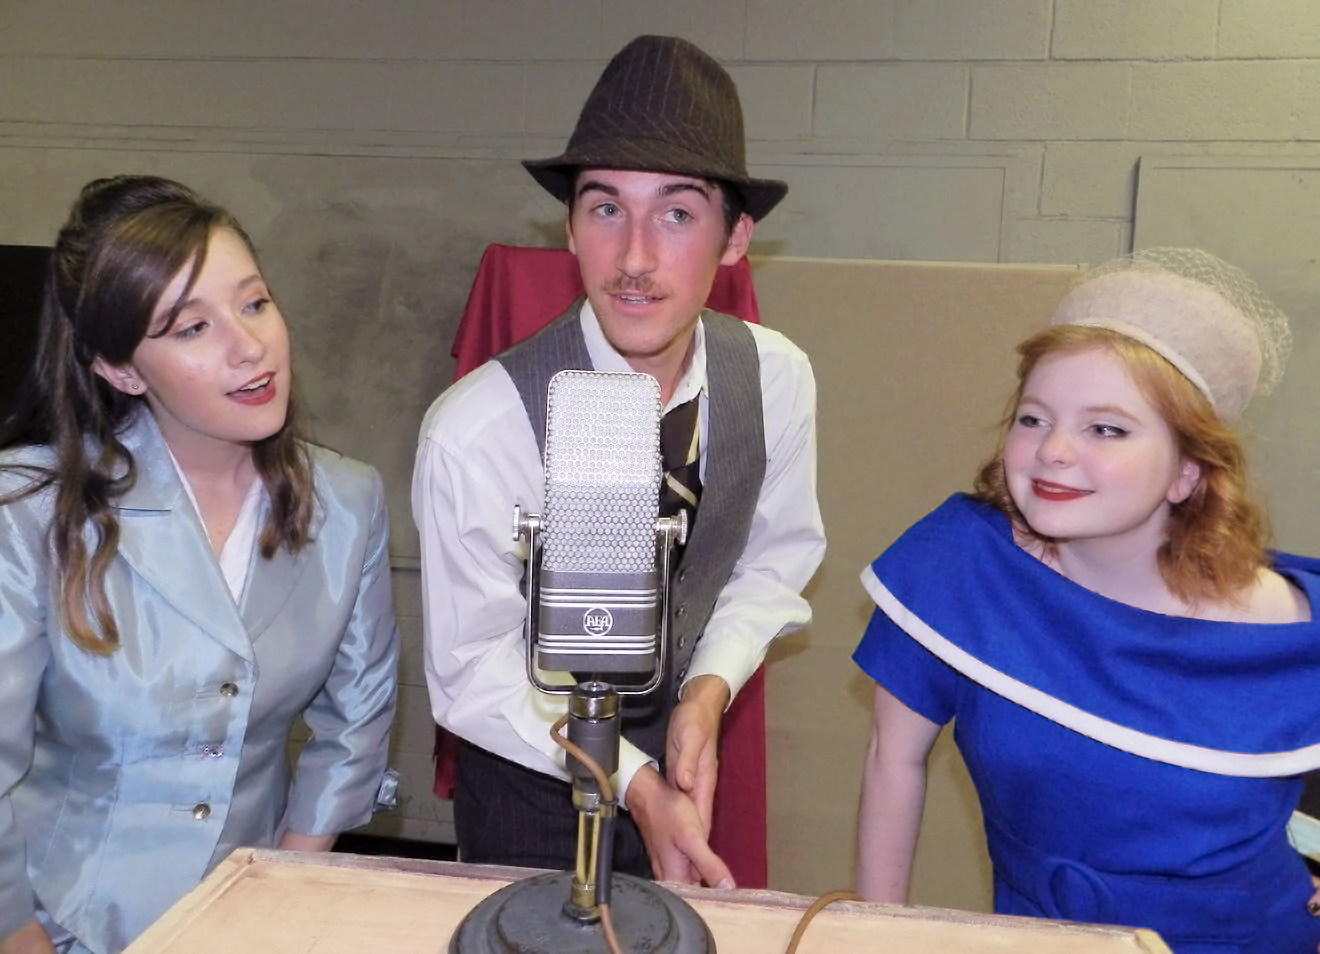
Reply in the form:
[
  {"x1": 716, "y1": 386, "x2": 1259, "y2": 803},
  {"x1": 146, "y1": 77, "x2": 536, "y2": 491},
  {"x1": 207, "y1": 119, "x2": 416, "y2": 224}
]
[{"x1": 987, "y1": 820, "x2": 1302, "y2": 946}]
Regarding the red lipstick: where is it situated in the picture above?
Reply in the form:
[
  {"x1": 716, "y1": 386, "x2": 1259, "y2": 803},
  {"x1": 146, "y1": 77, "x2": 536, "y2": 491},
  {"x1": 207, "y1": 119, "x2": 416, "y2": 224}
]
[
  {"x1": 229, "y1": 374, "x2": 278, "y2": 406},
  {"x1": 1031, "y1": 479, "x2": 1089, "y2": 502}
]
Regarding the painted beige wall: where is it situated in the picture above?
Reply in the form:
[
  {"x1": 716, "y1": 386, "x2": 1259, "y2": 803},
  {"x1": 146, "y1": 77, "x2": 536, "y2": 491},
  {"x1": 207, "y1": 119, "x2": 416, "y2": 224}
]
[
  {"x1": 755, "y1": 258, "x2": 1082, "y2": 905},
  {"x1": 3, "y1": 0, "x2": 1320, "y2": 911}
]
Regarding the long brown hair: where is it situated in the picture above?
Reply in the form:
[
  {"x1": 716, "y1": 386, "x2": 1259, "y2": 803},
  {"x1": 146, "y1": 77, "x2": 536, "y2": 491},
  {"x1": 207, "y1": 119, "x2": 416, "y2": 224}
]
[
  {"x1": 973, "y1": 325, "x2": 1269, "y2": 605},
  {"x1": 0, "y1": 175, "x2": 315, "y2": 653}
]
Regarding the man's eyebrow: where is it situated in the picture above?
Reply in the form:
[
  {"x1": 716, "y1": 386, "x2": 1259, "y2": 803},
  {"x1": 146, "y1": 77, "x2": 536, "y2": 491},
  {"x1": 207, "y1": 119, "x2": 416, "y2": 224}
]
[
  {"x1": 575, "y1": 179, "x2": 619, "y2": 199},
  {"x1": 658, "y1": 181, "x2": 714, "y2": 202},
  {"x1": 573, "y1": 179, "x2": 715, "y2": 202}
]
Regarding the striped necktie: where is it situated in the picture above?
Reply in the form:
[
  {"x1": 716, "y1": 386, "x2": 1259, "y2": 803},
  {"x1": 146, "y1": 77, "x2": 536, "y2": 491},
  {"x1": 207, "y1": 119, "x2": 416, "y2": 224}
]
[{"x1": 659, "y1": 398, "x2": 701, "y2": 530}]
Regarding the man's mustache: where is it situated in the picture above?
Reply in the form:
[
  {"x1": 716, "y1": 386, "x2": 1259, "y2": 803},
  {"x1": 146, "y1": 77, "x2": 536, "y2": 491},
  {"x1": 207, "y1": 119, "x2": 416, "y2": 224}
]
[{"x1": 601, "y1": 275, "x2": 667, "y2": 296}]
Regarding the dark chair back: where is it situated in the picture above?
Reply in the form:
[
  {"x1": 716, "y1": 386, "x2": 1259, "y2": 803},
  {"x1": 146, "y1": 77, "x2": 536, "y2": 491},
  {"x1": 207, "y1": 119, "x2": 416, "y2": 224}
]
[{"x1": 0, "y1": 245, "x2": 50, "y2": 425}]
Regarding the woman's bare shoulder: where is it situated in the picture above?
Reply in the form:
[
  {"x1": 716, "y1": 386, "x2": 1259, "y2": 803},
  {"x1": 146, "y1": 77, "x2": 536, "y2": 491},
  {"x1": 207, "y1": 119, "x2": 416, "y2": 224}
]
[{"x1": 1201, "y1": 567, "x2": 1312, "y2": 624}]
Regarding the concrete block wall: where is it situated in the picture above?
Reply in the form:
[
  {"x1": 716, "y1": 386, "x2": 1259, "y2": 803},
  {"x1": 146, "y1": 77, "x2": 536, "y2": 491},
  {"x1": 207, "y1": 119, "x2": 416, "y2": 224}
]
[
  {"x1": 4, "y1": 0, "x2": 1320, "y2": 891},
  {"x1": 7, "y1": 1, "x2": 1320, "y2": 268}
]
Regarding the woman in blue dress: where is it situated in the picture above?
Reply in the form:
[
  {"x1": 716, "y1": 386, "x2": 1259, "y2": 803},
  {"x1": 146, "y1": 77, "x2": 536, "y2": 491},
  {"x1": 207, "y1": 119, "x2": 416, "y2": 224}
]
[
  {"x1": 854, "y1": 248, "x2": 1320, "y2": 953},
  {"x1": 0, "y1": 176, "x2": 399, "y2": 954}
]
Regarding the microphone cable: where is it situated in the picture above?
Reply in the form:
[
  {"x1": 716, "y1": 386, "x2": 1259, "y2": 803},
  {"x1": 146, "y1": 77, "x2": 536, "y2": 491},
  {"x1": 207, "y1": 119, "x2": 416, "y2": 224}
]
[
  {"x1": 550, "y1": 717, "x2": 866, "y2": 954},
  {"x1": 782, "y1": 888, "x2": 865, "y2": 953},
  {"x1": 551, "y1": 714, "x2": 627, "y2": 954}
]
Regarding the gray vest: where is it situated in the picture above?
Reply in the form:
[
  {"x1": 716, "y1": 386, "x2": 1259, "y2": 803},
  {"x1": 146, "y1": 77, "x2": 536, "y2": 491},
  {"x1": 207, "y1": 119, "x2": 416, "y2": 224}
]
[{"x1": 497, "y1": 298, "x2": 766, "y2": 761}]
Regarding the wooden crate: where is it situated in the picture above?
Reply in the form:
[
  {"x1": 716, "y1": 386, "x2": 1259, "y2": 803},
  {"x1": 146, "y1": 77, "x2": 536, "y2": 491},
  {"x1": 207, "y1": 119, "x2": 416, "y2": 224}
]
[{"x1": 125, "y1": 849, "x2": 1170, "y2": 953}]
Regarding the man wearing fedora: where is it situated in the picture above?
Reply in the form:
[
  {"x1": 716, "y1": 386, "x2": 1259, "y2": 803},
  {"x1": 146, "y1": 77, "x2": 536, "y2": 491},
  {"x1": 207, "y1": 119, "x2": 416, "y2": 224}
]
[{"x1": 413, "y1": 34, "x2": 824, "y2": 887}]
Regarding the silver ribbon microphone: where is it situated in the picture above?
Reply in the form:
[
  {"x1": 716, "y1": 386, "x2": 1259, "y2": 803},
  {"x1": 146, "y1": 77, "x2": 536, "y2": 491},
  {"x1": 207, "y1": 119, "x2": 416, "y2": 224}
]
[
  {"x1": 477, "y1": 370, "x2": 709, "y2": 953},
  {"x1": 537, "y1": 369, "x2": 662, "y2": 675}
]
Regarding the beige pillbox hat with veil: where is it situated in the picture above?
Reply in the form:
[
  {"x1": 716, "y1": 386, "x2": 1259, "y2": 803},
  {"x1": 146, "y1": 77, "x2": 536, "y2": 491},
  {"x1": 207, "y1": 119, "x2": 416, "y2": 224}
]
[{"x1": 1049, "y1": 247, "x2": 1291, "y2": 422}]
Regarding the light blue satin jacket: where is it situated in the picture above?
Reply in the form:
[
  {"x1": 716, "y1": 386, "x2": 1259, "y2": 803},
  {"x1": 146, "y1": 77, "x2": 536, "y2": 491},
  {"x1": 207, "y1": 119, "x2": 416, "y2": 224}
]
[{"x1": 0, "y1": 412, "x2": 399, "y2": 954}]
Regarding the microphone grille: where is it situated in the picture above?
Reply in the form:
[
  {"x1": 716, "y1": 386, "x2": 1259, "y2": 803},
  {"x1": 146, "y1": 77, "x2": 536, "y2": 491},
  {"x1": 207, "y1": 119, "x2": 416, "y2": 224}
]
[{"x1": 543, "y1": 370, "x2": 661, "y2": 573}]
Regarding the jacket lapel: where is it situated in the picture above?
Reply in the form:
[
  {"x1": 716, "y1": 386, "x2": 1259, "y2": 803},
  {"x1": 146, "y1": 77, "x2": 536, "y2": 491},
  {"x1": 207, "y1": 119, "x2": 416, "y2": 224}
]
[
  {"x1": 112, "y1": 412, "x2": 255, "y2": 662},
  {"x1": 238, "y1": 496, "x2": 324, "y2": 641}
]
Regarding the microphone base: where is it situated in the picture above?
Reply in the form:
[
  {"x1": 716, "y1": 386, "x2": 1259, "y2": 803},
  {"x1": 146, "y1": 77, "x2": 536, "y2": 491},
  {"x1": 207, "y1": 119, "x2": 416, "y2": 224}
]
[{"x1": 449, "y1": 870, "x2": 715, "y2": 953}]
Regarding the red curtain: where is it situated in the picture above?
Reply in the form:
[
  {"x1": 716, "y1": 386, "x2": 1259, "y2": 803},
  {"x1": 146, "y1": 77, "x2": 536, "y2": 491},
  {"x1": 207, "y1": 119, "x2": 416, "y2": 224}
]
[{"x1": 435, "y1": 243, "x2": 769, "y2": 888}]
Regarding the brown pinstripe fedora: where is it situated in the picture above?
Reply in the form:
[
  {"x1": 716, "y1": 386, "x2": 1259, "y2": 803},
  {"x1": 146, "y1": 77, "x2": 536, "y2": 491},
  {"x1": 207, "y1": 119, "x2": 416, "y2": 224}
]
[{"x1": 523, "y1": 35, "x2": 787, "y2": 221}]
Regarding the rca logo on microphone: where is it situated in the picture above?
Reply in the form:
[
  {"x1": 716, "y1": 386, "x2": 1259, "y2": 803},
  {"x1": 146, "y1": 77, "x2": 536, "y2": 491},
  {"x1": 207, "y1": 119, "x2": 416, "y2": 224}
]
[{"x1": 582, "y1": 607, "x2": 614, "y2": 636}]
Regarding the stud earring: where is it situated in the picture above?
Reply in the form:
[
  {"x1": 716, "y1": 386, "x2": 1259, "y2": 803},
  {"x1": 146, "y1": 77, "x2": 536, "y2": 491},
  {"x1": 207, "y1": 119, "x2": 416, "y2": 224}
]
[{"x1": 130, "y1": 383, "x2": 141, "y2": 392}]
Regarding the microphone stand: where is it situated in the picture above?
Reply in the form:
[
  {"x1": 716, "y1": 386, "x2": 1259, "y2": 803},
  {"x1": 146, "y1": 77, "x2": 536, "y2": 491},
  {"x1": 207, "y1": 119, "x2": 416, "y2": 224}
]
[{"x1": 449, "y1": 508, "x2": 715, "y2": 954}]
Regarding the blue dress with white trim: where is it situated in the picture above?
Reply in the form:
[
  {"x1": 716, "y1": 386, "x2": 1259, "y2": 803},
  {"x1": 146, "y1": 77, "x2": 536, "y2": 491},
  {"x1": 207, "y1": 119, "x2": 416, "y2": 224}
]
[{"x1": 855, "y1": 494, "x2": 1320, "y2": 953}]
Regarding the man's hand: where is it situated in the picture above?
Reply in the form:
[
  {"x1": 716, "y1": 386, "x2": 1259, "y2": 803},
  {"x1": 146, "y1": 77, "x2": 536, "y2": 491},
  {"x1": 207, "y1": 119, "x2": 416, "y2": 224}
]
[
  {"x1": 626, "y1": 764, "x2": 735, "y2": 888},
  {"x1": 0, "y1": 918, "x2": 56, "y2": 954},
  {"x1": 665, "y1": 674, "x2": 729, "y2": 837}
]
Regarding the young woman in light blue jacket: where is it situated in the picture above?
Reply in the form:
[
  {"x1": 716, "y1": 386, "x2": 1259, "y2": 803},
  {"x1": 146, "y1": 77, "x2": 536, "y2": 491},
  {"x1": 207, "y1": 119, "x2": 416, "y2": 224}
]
[{"x1": 0, "y1": 176, "x2": 399, "y2": 954}]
